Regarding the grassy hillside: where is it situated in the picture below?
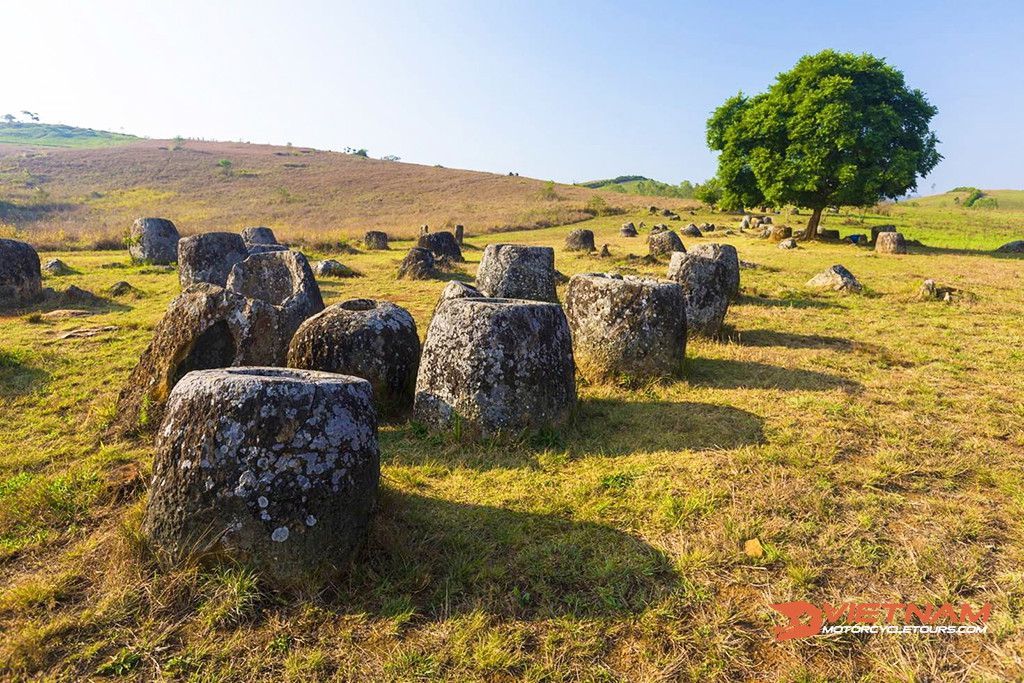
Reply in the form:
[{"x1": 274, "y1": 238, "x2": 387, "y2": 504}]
[
  {"x1": 0, "y1": 122, "x2": 140, "y2": 149},
  {"x1": 580, "y1": 175, "x2": 692, "y2": 198},
  {"x1": 1, "y1": 214, "x2": 1023, "y2": 679},
  {"x1": 0, "y1": 140, "x2": 680, "y2": 249},
  {"x1": 843, "y1": 188, "x2": 1024, "y2": 251}
]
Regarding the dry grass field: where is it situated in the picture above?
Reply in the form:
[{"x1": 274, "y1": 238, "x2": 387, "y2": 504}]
[
  {"x1": 2, "y1": 189, "x2": 1024, "y2": 679},
  {"x1": 0, "y1": 139, "x2": 669, "y2": 251}
]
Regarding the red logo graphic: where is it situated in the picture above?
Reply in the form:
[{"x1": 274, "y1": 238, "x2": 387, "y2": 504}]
[
  {"x1": 770, "y1": 601, "x2": 823, "y2": 641},
  {"x1": 768, "y1": 601, "x2": 991, "y2": 641}
]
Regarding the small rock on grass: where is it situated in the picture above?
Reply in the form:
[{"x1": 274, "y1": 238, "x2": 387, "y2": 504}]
[
  {"x1": 107, "y1": 281, "x2": 145, "y2": 298},
  {"x1": 743, "y1": 538, "x2": 765, "y2": 558},
  {"x1": 806, "y1": 265, "x2": 862, "y2": 293},
  {"x1": 43, "y1": 259, "x2": 74, "y2": 276},
  {"x1": 313, "y1": 260, "x2": 359, "y2": 278}
]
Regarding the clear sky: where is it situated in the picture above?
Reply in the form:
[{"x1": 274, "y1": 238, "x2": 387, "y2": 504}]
[{"x1": 3, "y1": 0, "x2": 1022, "y2": 192}]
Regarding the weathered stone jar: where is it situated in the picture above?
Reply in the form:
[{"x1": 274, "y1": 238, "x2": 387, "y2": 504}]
[
  {"x1": 688, "y1": 243, "x2": 740, "y2": 299},
  {"x1": 414, "y1": 298, "x2": 576, "y2": 437},
  {"x1": 241, "y1": 226, "x2": 278, "y2": 248},
  {"x1": 564, "y1": 229, "x2": 595, "y2": 252},
  {"x1": 226, "y1": 250, "x2": 324, "y2": 342},
  {"x1": 0, "y1": 238, "x2": 43, "y2": 308},
  {"x1": 666, "y1": 252, "x2": 732, "y2": 337},
  {"x1": 288, "y1": 299, "x2": 420, "y2": 417},
  {"x1": 397, "y1": 247, "x2": 436, "y2": 280},
  {"x1": 364, "y1": 231, "x2": 389, "y2": 250},
  {"x1": 871, "y1": 225, "x2": 896, "y2": 243},
  {"x1": 875, "y1": 231, "x2": 907, "y2": 254},
  {"x1": 432, "y1": 281, "x2": 483, "y2": 314},
  {"x1": 564, "y1": 273, "x2": 687, "y2": 380},
  {"x1": 178, "y1": 232, "x2": 249, "y2": 287},
  {"x1": 648, "y1": 230, "x2": 685, "y2": 258},
  {"x1": 144, "y1": 367, "x2": 379, "y2": 585},
  {"x1": 128, "y1": 217, "x2": 180, "y2": 265},
  {"x1": 417, "y1": 231, "x2": 464, "y2": 262},
  {"x1": 475, "y1": 244, "x2": 558, "y2": 302},
  {"x1": 111, "y1": 284, "x2": 290, "y2": 433}
]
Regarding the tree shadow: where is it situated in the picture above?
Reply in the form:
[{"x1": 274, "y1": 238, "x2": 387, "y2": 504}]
[
  {"x1": 735, "y1": 294, "x2": 843, "y2": 310},
  {"x1": 686, "y1": 357, "x2": 862, "y2": 393},
  {"x1": 735, "y1": 329, "x2": 853, "y2": 351},
  {"x1": 332, "y1": 488, "x2": 677, "y2": 620},
  {"x1": 0, "y1": 349, "x2": 50, "y2": 397}
]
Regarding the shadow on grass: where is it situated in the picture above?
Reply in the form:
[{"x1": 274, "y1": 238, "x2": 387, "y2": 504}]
[
  {"x1": 37, "y1": 291, "x2": 133, "y2": 314},
  {"x1": 572, "y1": 398, "x2": 765, "y2": 455},
  {"x1": 735, "y1": 293, "x2": 842, "y2": 310},
  {"x1": 0, "y1": 348, "x2": 49, "y2": 397},
  {"x1": 912, "y1": 245, "x2": 1024, "y2": 259},
  {"x1": 735, "y1": 329, "x2": 853, "y2": 351},
  {"x1": 686, "y1": 357, "x2": 862, "y2": 393},
  {"x1": 382, "y1": 398, "x2": 765, "y2": 469},
  {"x1": 435, "y1": 269, "x2": 475, "y2": 284},
  {"x1": 336, "y1": 488, "x2": 676, "y2": 620}
]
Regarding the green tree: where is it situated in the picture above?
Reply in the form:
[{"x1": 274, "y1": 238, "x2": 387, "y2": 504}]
[
  {"x1": 693, "y1": 178, "x2": 723, "y2": 208},
  {"x1": 677, "y1": 180, "x2": 695, "y2": 198},
  {"x1": 706, "y1": 50, "x2": 940, "y2": 239}
]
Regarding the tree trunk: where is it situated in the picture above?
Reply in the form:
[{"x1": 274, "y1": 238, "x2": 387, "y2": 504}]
[{"x1": 804, "y1": 207, "x2": 824, "y2": 240}]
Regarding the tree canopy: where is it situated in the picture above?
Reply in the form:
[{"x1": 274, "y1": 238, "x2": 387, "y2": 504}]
[{"x1": 706, "y1": 50, "x2": 941, "y2": 237}]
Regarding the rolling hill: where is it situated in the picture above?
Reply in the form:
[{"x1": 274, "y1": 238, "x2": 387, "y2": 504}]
[
  {"x1": 579, "y1": 175, "x2": 694, "y2": 198},
  {"x1": 0, "y1": 131, "x2": 683, "y2": 250},
  {"x1": 0, "y1": 122, "x2": 140, "y2": 148},
  {"x1": 903, "y1": 187, "x2": 1024, "y2": 211}
]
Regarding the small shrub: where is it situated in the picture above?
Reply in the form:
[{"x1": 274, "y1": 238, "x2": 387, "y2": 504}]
[
  {"x1": 538, "y1": 180, "x2": 559, "y2": 201},
  {"x1": 962, "y1": 189, "x2": 984, "y2": 207}
]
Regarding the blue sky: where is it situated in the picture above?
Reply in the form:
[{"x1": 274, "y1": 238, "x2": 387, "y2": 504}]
[{"x1": 3, "y1": 0, "x2": 1022, "y2": 192}]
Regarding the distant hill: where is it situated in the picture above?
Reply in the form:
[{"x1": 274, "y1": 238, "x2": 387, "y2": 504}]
[
  {"x1": 579, "y1": 175, "x2": 694, "y2": 199},
  {"x1": 903, "y1": 188, "x2": 1024, "y2": 211},
  {"x1": 0, "y1": 138, "x2": 676, "y2": 249},
  {"x1": 0, "y1": 122, "x2": 141, "y2": 148}
]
